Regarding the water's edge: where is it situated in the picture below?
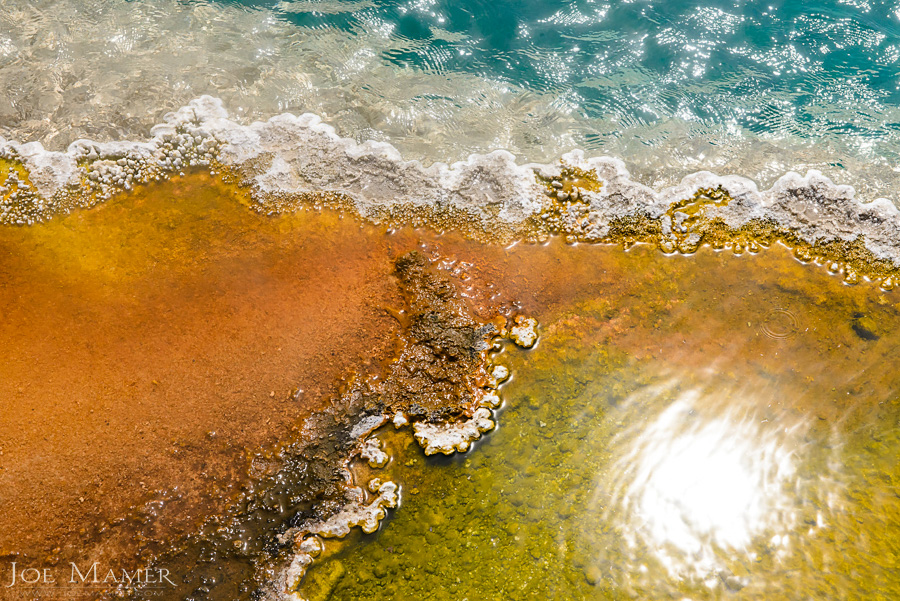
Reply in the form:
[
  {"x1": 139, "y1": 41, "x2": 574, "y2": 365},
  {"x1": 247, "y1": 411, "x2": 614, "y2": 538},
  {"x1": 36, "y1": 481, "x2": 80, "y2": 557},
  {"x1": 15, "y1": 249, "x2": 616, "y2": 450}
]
[{"x1": 2, "y1": 96, "x2": 900, "y2": 275}]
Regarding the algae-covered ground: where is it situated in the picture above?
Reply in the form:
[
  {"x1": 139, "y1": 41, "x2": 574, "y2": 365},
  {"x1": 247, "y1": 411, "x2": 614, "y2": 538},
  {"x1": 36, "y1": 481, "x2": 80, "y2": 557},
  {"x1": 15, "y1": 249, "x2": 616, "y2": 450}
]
[{"x1": 301, "y1": 243, "x2": 900, "y2": 600}]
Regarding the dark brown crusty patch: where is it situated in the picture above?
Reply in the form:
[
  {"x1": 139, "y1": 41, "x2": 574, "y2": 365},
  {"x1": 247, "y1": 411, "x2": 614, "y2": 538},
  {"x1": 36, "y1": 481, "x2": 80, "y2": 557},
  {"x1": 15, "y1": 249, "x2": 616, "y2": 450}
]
[
  {"x1": 382, "y1": 251, "x2": 496, "y2": 421},
  {"x1": 125, "y1": 250, "x2": 500, "y2": 601}
]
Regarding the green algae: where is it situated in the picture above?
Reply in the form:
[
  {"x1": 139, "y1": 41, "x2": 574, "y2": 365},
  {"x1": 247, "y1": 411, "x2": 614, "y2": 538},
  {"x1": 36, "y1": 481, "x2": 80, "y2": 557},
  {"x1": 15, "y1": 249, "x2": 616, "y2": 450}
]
[{"x1": 299, "y1": 243, "x2": 900, "y2": 600}]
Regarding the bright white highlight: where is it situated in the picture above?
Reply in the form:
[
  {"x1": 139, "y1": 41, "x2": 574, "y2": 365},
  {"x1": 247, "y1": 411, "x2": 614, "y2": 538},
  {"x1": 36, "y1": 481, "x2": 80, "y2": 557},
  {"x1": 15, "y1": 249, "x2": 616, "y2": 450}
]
[{"x1": 616, "y1": 390, "x2": 801, "y2": 580}]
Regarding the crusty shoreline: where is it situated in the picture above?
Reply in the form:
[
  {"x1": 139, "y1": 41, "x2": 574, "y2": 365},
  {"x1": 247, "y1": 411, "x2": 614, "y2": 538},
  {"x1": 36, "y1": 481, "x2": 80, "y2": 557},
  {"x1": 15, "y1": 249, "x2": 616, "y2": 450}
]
[{"x1": 3, "y1": 96, "x2": 900, "y2": 275}]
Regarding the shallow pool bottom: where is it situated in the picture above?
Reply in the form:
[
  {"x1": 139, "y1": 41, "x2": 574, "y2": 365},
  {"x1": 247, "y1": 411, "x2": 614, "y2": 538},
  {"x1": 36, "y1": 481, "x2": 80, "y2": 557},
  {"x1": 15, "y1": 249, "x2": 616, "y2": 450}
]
[{"x1": 301, "y1": 242, "x2": 900, "y2": 600}]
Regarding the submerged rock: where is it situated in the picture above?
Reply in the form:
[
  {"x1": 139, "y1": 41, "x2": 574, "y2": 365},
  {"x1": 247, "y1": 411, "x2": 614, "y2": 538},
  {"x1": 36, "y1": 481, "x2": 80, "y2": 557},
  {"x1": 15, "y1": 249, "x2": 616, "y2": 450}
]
[
  {"x1": 306, "y1": 481, "x2": 399, "y2": 539},
  {"x1": 479, "y1": 392, "x2": 501, "y2": 409},
  {"x1": 392, "y1": 412, "x2": 409, "y2": 428},
  {"x1": 283, "y1": 481, "x2": 398, "y2": 598},
  {"x1": 412, "y1": 408, "x2": 496, "y2": 455},
  {"x1": 510, "y1": 316, "x2": 539, "y2": 348},
  {"x1": 358, "y1": 437, "x2": 389, "y2": 468}
]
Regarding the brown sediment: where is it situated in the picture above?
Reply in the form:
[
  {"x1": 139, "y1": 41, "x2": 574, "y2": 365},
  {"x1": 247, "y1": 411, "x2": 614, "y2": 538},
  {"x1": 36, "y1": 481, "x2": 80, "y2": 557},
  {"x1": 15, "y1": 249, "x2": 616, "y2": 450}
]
[
  {"x1": 118, "y1": 246, "x2": 502, "y2": 601},
  {"x1": 0, "y1": 172, "x2": 414, "y2": 593},
  {"x1": 238, "y1": 251, "x2": 503, "y2": 601},
  {"x1": 379, "y1": 252, "x2": 497, "y2": 419}
]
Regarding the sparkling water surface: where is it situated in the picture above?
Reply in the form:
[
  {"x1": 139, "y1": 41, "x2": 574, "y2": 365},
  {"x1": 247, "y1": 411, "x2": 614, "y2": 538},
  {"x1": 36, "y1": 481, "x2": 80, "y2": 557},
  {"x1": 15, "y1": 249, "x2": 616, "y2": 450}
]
[
  {"x1": 2, "y1": 0, "x2": 900, "y2": 196},
  {"x1": 277, "y1": 0, "x2": 900, "y2": 141}
]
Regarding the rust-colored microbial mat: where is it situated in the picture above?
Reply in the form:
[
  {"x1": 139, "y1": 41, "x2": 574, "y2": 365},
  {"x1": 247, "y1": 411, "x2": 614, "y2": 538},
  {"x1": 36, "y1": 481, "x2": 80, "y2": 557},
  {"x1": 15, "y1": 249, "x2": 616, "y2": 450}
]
[{"x1": 0, "y1": 174, "x2": 411, "y2": 585}]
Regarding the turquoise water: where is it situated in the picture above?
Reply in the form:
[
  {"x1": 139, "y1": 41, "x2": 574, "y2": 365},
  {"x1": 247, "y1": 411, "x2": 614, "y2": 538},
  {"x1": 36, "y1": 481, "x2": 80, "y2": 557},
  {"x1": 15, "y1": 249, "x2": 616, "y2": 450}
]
[
  {"x1": 275, "y1": 0, "x2": 900, "y2": 149},
  {"x1": 3, "y1": 0, "x2": 900, "y2": 196}
]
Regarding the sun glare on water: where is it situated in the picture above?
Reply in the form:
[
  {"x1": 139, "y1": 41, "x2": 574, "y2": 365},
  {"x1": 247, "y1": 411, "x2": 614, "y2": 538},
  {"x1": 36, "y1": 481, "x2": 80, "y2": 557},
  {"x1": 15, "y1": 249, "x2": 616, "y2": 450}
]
[{"x1": 613, "y1": 386, "x2": 808, "y2": 585}]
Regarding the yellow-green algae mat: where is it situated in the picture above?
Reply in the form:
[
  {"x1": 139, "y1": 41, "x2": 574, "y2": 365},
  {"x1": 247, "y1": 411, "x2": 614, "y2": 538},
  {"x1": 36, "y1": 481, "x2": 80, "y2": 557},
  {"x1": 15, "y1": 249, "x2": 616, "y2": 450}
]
[{"x1": 301, "y1": 242, "x2": 900, "y2": 600}]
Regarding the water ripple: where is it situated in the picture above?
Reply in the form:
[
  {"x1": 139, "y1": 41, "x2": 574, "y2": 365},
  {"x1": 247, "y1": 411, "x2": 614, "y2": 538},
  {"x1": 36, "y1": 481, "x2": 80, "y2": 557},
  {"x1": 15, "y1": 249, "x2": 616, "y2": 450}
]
[{"x1": 2, "y1": 0, "x2": 900, "y2": 203}]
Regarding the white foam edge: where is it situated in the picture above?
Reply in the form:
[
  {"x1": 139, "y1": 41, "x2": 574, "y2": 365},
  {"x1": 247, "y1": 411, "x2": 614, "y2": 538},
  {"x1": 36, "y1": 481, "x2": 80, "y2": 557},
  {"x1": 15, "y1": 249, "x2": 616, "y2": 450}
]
[{"x1": 3, "y1": 95, "x2": 900, "y2": 264}]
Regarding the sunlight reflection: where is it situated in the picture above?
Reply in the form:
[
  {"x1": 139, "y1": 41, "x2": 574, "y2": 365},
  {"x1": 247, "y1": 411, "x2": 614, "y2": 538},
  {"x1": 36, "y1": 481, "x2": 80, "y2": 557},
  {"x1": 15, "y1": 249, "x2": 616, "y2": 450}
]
[{"x1": 613, "y1": 386, "x2": 807, "y2": 583}]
